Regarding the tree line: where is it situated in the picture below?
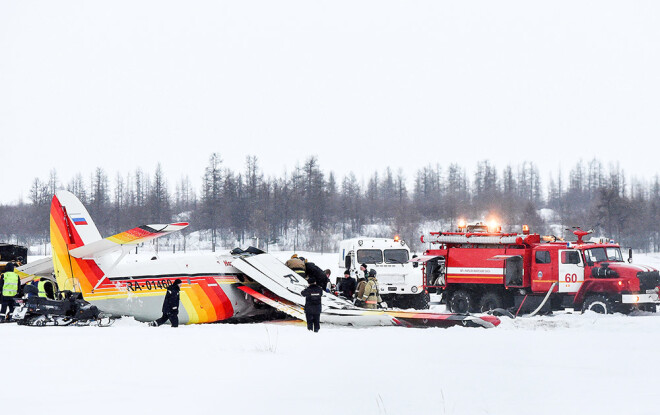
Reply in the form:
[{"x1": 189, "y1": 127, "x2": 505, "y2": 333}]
[{"x1": 2, "y1": 155, "x2": 660, "y2": 252}]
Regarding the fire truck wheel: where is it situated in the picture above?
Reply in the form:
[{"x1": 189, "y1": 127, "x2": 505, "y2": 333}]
[
  {"x1": 478, "y1": 292, "x2": 503, "y2": 313},
  {"x1": 581, "y1": 294, "x2": 614, "y2": 314},
  {"x1": 448, "y1": 290, "x2": 474, "y2": 314},
  {"x1": 410, "y1": 292, "x2": 430, "y2": 309},
  {"x1": 637, "y1": 304, "x2": 657, "y2": 313}
]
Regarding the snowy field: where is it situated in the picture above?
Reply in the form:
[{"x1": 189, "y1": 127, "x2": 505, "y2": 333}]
[{"x1": 2, "y1": 253, "x2": 660, "y2": 415}]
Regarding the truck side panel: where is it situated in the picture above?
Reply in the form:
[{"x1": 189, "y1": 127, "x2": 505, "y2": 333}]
[{"x1": 446, "y1": 248, "x2": 504, "y2": 285}]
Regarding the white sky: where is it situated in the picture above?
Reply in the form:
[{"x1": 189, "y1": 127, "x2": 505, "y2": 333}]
[{"x1": 1, "y1": 1, "x2": 659, "y2": 204}]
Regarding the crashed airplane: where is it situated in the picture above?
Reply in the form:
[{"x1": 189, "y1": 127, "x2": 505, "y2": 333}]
[{"x1": 20, "y1": 190, "x2": 499, "y2": 328}]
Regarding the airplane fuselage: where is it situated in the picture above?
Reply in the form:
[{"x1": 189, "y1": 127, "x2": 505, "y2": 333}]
[{"x1": 85, "y1": 254, "x2": 262, "y2": 323}]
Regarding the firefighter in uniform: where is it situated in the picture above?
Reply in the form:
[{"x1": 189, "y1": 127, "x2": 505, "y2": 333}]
[
  {"x1": 1, "y1": 262, "x2": 21, "y2": 321},
  {"x1": 360, "y1": 269, "x2": 382, "y2": 309},
  {"x1": 354, "y1": 274, "x2": 367, "y2": 307},
  {"x1": 152, "y1": 279, "x2": 182, "y2": 327},
  {"x1": 301, "y1": 277, "x2": 323, "y2": 332},
  {"x1": 285, "y1": 254, "x2": 306, "y2": 280}
]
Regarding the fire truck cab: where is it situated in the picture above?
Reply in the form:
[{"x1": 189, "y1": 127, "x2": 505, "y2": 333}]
[
  {"x1": 338, "y1": 237, "x2": 428, "y2": 309},
  {"x1": 418, "y1": 225, "x2": 660, "y2": 314}
]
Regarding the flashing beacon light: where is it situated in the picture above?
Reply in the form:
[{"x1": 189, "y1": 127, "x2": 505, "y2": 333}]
[
  {"x1": 522, "y1": 224, "x2": 530, "y2": 235},
  {"x1": 394, "y1": 235, "x2": 400, "y2": 242},
  {"x1": 458, "y1": 219, "x2": 467, "y2": 231},
  {"x1": 488, "y1": 220, "x2": 499, "y2": 233}
]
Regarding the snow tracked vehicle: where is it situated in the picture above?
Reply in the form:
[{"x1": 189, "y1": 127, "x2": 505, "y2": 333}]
[{"x1": 12, "y1": 286, "x2": 114, "y2": 326}]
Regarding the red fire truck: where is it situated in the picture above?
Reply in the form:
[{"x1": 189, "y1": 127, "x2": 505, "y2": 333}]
[{"x1": 417, "y1": 223, "x2": 660, "y2": 314}]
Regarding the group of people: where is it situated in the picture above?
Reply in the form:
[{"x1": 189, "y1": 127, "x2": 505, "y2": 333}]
[
  {"x1": 284, "y1": 254, "x2": 331, "y2": 291},
  {"x1": 0, "y1": 257, "x2": 63, "y2": 322},
  {"x1": 285, "y1": 254, "x2": 331, "y2": 333},
  {"x1": 286, "y1": 255, "x2": 384, "y2": 333},
  {"x1": 336, "y1": 263, "x2": 383, "y2": 309}
]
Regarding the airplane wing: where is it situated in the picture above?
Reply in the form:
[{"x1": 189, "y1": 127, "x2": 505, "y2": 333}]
[
  {"x1": 238, "y1": 284, "x2": 402, "y2": 326},
  {"x1": 69, "y1": 223, "x2": 189, "y2": 259},
  {"x1": 232, "y1": 253, "x2": 357, "y2": 310},
  {"x1": 16, "y1": 257, "x2": 54, "y2": 279},
  {"x1": 379, "y1": 309, "x2": 500, "y2": 328}
]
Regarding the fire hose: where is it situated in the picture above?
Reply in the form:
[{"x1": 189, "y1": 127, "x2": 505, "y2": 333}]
[
  {"x1": 491, "y1": 282, "x2": 558, "y2": 319},
  {"x1": 527, "y1": 282, "x2": 557, "y2": 317}
]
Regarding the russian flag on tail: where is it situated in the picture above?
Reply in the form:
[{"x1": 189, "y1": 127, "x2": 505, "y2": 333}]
[{"x1": 72, "y1": 216, "x2": 88, "y2": 226}]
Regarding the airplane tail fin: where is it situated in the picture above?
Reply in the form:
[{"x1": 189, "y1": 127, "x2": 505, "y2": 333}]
[
  {"x1": 50, "y1": 190, "x2": 105, "y2": 293},
  {"x1": 50, "y1": 190, "x2": 190, "y2": 295}
]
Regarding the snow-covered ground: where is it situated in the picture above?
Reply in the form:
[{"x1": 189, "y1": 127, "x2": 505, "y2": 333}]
[
  {"x1": 3, "y1": 311, "x2": 660, "y2": 415},
  {"x1": 2, "y1": 253, "x2": 660, "y2": 414}
]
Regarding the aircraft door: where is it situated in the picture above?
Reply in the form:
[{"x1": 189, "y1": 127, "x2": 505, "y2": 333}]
[{"x1": 558, "y1": 250, "x2": 584, "y2": 293}]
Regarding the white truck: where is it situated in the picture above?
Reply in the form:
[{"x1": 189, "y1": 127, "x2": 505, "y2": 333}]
[{"x1": 337, "y1": 237, "x2": 429, "y2": 309}]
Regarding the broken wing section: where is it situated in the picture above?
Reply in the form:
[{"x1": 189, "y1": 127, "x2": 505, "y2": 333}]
[{"x1": 232, "y1": 253, "x2": 356, "y2": 310}]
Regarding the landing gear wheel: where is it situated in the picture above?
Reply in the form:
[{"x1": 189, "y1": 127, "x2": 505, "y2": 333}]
[
  {"x1": 478, "y1": 292, "x2": 504, "y2": 313},
  {"x1": 448, "y1": 290, "x2": 474, "y2": 314},
  {"x1": 581, "y1": 294, "x2": 615, "y2": 314}
]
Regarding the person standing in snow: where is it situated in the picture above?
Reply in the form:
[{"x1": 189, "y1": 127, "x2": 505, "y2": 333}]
[
  {"x1": 0, "y1": 262, "x2": 20, "y2": 322},
  {"x1": 360, "y1": 269, "x2": 382, "y2": 309},
  {"x1": 354, "y1": 273, "x2": 367, "y2": 307},
  {"x1": 338, "y1": 269, "x2": 356, "y2": 299},
  {"x1": 301, "y1": 277, "x2": 323, "y2": 332},
  {"x1": 359, "y1": 263, "x2": 368, "y2": 279},
  {"x1": 152, "y1": 279, "x2": 182, "y2": 327},
  {"x1": 324, "y1": 269, "x2": 333, "y2": 292}
]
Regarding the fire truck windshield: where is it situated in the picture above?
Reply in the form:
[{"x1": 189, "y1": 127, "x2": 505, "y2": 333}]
[
  {"x1": 384, "y1": 249, "x2": 409, "y2": 264},
  {"x1": 584, "y1": 247, "x2": 624, "y2": 263}
]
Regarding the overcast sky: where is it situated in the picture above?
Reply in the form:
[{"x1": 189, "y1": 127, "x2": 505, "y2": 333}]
[{"x1": 1, "y1": 1, "x2": 659, "y2": 204}]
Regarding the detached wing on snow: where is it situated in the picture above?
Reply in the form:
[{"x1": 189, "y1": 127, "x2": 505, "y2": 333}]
[{"x1": 232, "y1": 253, "x2": 357, "y2": 310}]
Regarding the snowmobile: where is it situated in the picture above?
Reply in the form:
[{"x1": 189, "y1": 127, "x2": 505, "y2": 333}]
[{"x1": 12, "y1": 286, "x2": 115, "y2": 327}]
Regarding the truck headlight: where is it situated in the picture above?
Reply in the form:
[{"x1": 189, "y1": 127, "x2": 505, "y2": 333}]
[{"x1": 411, "y1": 286, "x2": 418, "y2": 293}]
